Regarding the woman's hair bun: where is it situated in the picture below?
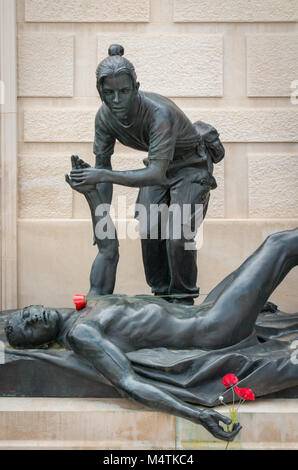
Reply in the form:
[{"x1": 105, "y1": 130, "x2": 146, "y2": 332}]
[{"x1": 108, "y1": 44, "x2": 124, "y2": 57}]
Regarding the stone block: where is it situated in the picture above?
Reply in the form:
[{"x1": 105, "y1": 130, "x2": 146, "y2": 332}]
[
  {"x1": 1, "y1": 398, "x2": 298, "y2": 449},
  {"x1": 24, "y1": 109, "x2": 96, "y2": 142},
  {"x1": 24, "y1": 108, "x2": 298, "y2": 143},
  {"x1": 247, "y1": 34, "x2": 298, "y2": 97},
  {"x1": 17, "y1": 219, "x2": 150, "y2": 308},
  {"x1": 197, "y1": 219, "x2": 298, "y2": 313},
  {"x1": 248, "y1": 154, "x2": 298, "y2": 218},
  {"x1": 173, "y1": 0, "x2": 298, "y2": 22},
  {"x1": 18, "y1": 153, "x2": 72, "y2": 218},
  {"x1": 18, "y1": 33, "x2": 74, "y2": 97},
  {"x1": 223, "y1": 143, "x2": 248, "y2": 218},
  {"x1": 24, "y1": 0, "x2": 150, "y2": 22},
  {"x1": 177, "y1": 399, "x2": 298, "y2": 450},
  {"x1": 207, "y1": 159, "x2": 224, "y2": 218},
  {"x1": 0, "y1": 398, "x2": 175, "y2": 449},
  {"x1": 186, "y1": 108, "x2": 298, "y2": 142},
  {"x1": 97, "y1": 34, "x2": 223, "y2": 97}
]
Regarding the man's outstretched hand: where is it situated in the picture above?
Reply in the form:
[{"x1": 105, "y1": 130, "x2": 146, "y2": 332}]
[
  {"x1": 199, "y1": 409, "x2": 241, "y2": 442},
  {"x1": 65, "y1": 155, "x2": 96, "y2": 193}
]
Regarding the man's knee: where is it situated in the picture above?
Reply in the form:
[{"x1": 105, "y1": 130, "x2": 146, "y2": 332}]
[
  {"x1": 105, "y1": 243, "x2": 119, "y2": 263},
  {"x1": 167, "y1": 236, "x2": 196, "y2": 252},
  {"x1": 264, "y1": 230, "x2": 290, "y2": 252},
  {"x1": 265, "y1": 228, "x2": 298, "y2": 257}
]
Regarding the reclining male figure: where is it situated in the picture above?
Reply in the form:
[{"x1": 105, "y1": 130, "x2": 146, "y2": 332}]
[{"x1": 6, "y1": 221, "x2": 298, "y2": 441}]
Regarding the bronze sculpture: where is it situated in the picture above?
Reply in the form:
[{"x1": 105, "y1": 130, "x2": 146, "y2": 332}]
[
  {"x1": 68, "y1": 45, "x2": 224, "y2": 305},
  {"x1": 5, "y1": 227, "x2": 298, "y2": 441},
  {"x1": 4, "y1": 44, "x2": 297, "y2": 447}
]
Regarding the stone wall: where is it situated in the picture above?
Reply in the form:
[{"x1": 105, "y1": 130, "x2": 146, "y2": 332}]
[
  {"x1": 1, "y1": 0, "x2": 18, "y2": 310},
  {"x1": 15, "y1": 0, "x2": 298, "y2": 310}
]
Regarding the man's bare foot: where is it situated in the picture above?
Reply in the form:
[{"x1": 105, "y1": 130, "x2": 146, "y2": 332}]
[{"x1": 65, "y1": 155, "x2": 96, "y2": 193}]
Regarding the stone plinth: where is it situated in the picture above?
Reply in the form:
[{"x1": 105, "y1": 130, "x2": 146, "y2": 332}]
[
  {"x1": 0, "y1": 398, "x2": 175, "y2": 450},
  {"x1": 177, "y1": 399, "x2": 298, "y2": 450},
  {"x1": 0, "y1": 398, "x2": 298, "y2": 450}
]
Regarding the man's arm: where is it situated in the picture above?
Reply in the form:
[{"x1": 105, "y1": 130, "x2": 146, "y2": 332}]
[
  {"x1": 70, "y1": 108, "x2": 178, "y2": 188},
  {"x1": 89, "y1": 111, "x2": 169, "y2": 187},
  {"x1": 68, "y1": 321, "x2": 240, "y2": 442},
  {"x1": 69, "y1": 159, "x2": 169, "y2": 188}
]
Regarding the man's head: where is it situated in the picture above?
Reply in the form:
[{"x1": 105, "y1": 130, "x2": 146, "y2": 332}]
[
  {"x1": 5, "y1": 305, "x2": 60, "y2": 349},
  {"x1": 96, "y1": 44, "x2": 139, "y2": 121}
]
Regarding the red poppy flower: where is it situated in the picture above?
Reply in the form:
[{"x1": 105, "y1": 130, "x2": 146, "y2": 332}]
[
  {"x1": 73, "y1": 294, "x2": 87, "y2": 310},
  {"x1": 234, "y1": 386, "x2": 255, "y2": 401},
  {"x1": 222, "y1": 373, "x2": 238, "y2": 388}
]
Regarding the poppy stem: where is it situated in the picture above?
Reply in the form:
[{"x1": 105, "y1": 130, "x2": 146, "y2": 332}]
[{"x1": 236, "y1": 397, "x2": 245, "y2": 411}]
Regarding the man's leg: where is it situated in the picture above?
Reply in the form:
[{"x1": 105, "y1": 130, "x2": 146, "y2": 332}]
[
  {"x1": 66, "y1": 156, "x2": 119, "y2": 297},
  {"x1": 201, "y1": 272, "x2": 236, "y2": 305},
  {"x1": 166, "y1": 167, "x2": 212, "y2": 304},
  {"x1": 88, "y1": 181, "x2": 119, "y2": 296},
  {"x1": 196, "y1": 228, "x2": 298, "y2": 349},
  {"x1": 136, "y1": 185, "x2": 171, "y2": 297}
]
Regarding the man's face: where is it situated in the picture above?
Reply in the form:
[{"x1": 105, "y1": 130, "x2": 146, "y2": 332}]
[
  {"x1": 7, "y1": 305, "x2": 60, "y2": 348},
  {"x1": 101, "y1": 73, "x2": 137, "y2": 121}
]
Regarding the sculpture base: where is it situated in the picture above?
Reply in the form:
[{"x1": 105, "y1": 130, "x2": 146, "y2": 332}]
[
  {"x1": 0, "y1": 397, "x2": 297, "y2": 450},
  {"x1": 0, "y1": 398, "x2": 175, "y2": 450}
]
